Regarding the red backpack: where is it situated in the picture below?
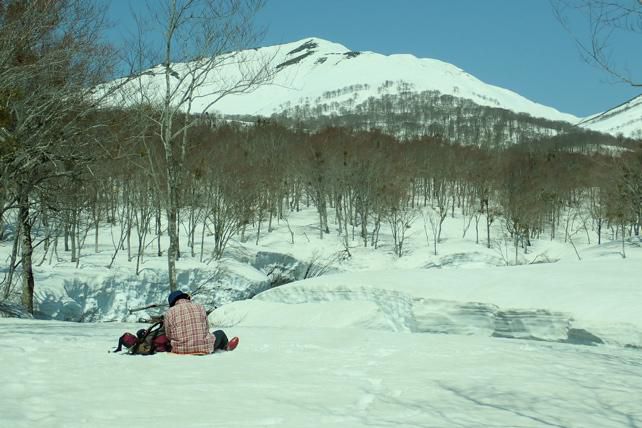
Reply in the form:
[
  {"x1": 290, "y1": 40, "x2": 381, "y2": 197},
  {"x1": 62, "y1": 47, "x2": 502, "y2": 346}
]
[{"x1": 114, "y1": 321, "x2": 171, "y2": 355}]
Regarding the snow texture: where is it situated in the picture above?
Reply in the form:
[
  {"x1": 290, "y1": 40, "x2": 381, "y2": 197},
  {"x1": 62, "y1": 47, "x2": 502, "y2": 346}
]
[{"x1": 1, "y1": 320, "x2": 641, "y2": 427}]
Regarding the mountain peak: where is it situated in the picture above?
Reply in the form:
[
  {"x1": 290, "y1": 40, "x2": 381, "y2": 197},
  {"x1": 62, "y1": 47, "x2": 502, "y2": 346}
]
[
  {"x1": 279, "y1": 37, "x2": 351, "y2": 54},
  {"x1": 220, "y1": 37, "x2": 580, "y2": 124},
  {"x1": 261, "y1": 37, "x2": 366, "y2": 71}
]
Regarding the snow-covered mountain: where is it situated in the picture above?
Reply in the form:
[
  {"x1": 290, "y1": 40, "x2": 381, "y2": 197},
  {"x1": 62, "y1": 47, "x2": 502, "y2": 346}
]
[
  {"x1": 213, "y1": 37, "x2": 580, "y2": 122},
  {"x1": 118, "y1": 37, "x2": 580, "y2": 125},
  {"x1": 578, "y1": 94, "x2": 642, "y2": 139}
]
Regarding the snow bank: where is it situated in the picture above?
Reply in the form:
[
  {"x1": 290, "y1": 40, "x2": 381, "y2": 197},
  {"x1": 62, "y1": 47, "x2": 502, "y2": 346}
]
[
  {"x1": 211, "y1": 258, "x2": 642, "y2": 348},
  {"x1": 0, "y1": 302, "x2": 33, "y2": 319},
  {"x1": 33, "y1": 259, "x2": 270, "y2": 322},
  {"x1": 27, "y1": 248, "x2": 318, "y2": 322}
]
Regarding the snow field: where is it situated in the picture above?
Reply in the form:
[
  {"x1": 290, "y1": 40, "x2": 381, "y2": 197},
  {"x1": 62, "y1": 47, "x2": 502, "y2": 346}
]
[{"x1": 1, "y1": 320, "x2": 641, "y2": 427}]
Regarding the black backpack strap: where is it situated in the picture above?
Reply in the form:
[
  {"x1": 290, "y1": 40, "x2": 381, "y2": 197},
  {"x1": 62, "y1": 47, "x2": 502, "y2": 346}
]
[
  {"x1": 134, "y1": 321, "x2": 164, "y2": 355},
  {"x1": 147, "y1": 321, "x2": 163, "y2": 334},
  {"x1": 145, "y1": 321, "x2": 163, "y2": 338}
]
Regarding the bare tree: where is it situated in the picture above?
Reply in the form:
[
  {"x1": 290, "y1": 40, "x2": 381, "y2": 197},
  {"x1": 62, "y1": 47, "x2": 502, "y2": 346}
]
[
  {"x1": 0, "y1": 0, "x2": 115, "y2": 312},
  {"x1": 121, "y1": 0, "x2": 274, "y2": 291},
  {"x1": 385, "y1": 205, "x2": 416, "y2": 258}
]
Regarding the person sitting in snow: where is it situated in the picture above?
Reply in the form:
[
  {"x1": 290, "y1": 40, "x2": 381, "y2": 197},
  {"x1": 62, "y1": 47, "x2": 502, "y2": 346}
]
[{"x1": 164, "y1": 290, "x2": 238, "y2": 354}]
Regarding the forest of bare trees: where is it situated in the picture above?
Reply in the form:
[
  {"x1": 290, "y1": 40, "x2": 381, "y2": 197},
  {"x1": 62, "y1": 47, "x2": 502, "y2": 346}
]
[
  {"x1": 2, "y1": 106, "x2": 641, "y2": 313},
  {"x1": 1, "y1": 1, "x2": 641, "y2": 314}
]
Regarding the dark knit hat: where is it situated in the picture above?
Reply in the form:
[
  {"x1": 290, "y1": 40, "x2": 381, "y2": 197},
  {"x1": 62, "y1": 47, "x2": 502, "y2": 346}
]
[{"x1": 168, "y1": 290, "x2": 190, "y2": 307}]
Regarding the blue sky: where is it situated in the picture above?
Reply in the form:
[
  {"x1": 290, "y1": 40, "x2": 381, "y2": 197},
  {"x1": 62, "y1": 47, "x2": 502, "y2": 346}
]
[{"x1": 106, "y1": 0, "x2": 642, "y2": 117}]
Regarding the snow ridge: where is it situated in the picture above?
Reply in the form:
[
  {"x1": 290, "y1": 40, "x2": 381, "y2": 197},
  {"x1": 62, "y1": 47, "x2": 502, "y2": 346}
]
[
  {"x1": 578, "y1": 94, "x2": 642, "y2": 138},
  {"x1": 212, "y1": 281, "x2": 626, "y2": 348},
  {"x1": 114, "y1": 37, "x2": 581, "y2": 124}
]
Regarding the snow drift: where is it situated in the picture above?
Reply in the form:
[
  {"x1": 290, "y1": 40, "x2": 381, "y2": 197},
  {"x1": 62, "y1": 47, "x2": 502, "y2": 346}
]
[{"x1": 212, "y1": 259, "x2": 642, "y2": 348}]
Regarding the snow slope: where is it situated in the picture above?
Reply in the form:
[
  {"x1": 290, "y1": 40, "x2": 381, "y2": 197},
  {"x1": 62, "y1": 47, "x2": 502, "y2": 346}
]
[
  {"x1": 114, "y1": 37, "x2": 580, "y2": 124},
  {"x1": 579, "y1": 94, "x2": 642, "y2": 138}
]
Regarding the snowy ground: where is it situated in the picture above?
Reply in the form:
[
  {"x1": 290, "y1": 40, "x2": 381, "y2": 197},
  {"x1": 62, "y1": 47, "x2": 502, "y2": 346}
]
[
  {"x1": 1, "y1": 207, "x2": 642, "y2": 427},
  {"x1": 1, "y1": 320, "x2": 641, "y2": 427}
]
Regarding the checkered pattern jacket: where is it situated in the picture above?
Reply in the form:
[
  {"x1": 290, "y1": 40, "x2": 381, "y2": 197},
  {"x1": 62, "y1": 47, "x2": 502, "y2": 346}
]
[{"x1": 164, "y1": 299, "x2": 215, "y2": 354}]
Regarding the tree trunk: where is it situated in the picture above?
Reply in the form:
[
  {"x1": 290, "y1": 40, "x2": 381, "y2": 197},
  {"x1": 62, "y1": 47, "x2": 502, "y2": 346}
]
[
  {"x1": 126, "y1": 202, "x2": 132, "y2": 262},
  {"x1": 70, "y1": 209, "x2": 78, "y2": 263},
  {"x1": 255, "y1": 211, "x2": 262, "y2": 245},
  {"x1": 18, "y1": 193, "x2": 35, "y2": 313},
  {"x1": 200, "y1": 217, "x2": 207, "y2": 263},
  {"x1": 64, "y1": 222, "x2": 70, "y2": 252},
  {"x1": 474, "y1": 213, "x2": 480, "y2": 244},
  {"x1": 3, "y1": 222, "x2": 21, "y2": 299},
  {"x1": 163, "y1": 26, "x2": 178, "y2": 291},
  {"x1": 188, "y1": 200, "x2": 197, "y2": 258},
  {"x1": 162, "y1": 118, "x2": 180, "y2": 290},
  {"x1": 94, "y1": 209, "x2": 100, "y2": 254},
  {"x1": 318, "y1": 200, "x2": 324, "y2": 240},
  {"x1": 156, "y1": 203, "x2": 162, "y2": 257},
  {"x1": 360, "y1": 205, "x2": 369, "y2": 247},
  {"x1": 621, "y1": 223, "x2": 627, "y2": 259},
  {"x1": 166, "y1": 202, "x2": 178, "y2": 292}
]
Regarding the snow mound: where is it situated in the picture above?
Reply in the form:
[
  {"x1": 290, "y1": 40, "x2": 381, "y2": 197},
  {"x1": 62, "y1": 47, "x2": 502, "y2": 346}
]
[{"x1": 211, "y1": 259, "x2": 642, "y2": 348}]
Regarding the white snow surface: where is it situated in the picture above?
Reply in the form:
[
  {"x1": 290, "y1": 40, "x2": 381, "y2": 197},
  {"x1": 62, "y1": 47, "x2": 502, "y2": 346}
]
[
  {"x1": 112, "y1": 37, "x2": 580, "y2": 124},
  {"x1": 2, "y1": 320, "x2": 642, "y2": 427},
  {"x1": 212, "y1": 259, "x2": 642, "y2": 347},
  {"x1": 1, "y1": 205, "x2": 642, "y2": 426},
  {"x1": 579, "y1": 94, "x2": 642, "y2": 138}
]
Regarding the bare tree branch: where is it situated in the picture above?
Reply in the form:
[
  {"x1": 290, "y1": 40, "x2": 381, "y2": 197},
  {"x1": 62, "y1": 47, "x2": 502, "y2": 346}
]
[{"x1": 551, "y1": 0, "x2": 642, "y2": 87}]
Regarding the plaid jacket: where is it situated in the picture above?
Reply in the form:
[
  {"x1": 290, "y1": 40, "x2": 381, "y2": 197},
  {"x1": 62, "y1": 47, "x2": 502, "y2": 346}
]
[{"x1": 164, "y1": 299, "x2": 215, "y2": 354}]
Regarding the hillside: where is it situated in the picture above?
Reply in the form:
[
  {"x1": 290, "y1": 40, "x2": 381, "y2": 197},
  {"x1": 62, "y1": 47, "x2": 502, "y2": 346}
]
[{"x1": 578, "y1": 94, "x2": 642, "y2": 139}]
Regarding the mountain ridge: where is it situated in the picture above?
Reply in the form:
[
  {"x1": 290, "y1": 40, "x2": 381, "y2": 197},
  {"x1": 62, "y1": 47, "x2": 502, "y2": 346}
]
[
  {"x1": 578, "y1": 94, "x2": 642, "y2": 138},
  {"x1": 204, "y1": 37, "x2": 582, "y2": 125},
  {"x1": 112, "y1": 36, "x2": 641, "y2": 140}
]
